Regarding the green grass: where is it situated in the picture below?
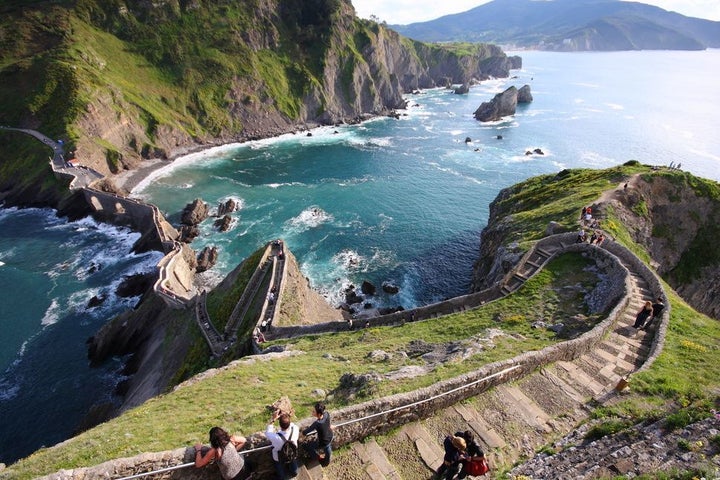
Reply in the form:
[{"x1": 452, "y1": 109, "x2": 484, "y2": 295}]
[{"x1": 4, "y1": 251, "x2": 601, "y2": 478}]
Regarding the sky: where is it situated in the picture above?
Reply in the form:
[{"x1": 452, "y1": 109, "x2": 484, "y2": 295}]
[{"x1": 351, "y1": 0, "x2": 720, "y2": 24}]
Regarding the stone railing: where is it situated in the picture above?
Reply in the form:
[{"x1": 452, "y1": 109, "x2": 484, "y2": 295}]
[
  {"x1": 39, "y1": 234, "x2": 664, "y2": 480},
  {"x1": 223, "y1": 243, "x2": 275, "y2": 339},
  {"x1": 266, "y1": 233, "x2": 622, "y2": 340}
]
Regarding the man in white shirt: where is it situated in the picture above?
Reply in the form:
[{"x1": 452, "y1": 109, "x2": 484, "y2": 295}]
[{"x1": 266, "y1": 411, "x2": 299, "y2": 479}]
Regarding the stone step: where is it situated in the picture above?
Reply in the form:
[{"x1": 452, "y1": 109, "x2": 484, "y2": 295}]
[
  {"x1": 539, "y1": 368, "x2": 588, "y2": 406},
  {"x1": 555, "y1": 361, "x2": 606, "y2": 397},
  {"x1": 525, "y1": 259, "x2": 542, "y2": 269},
  {"x1": 453, "y1": 403, "x2": 507, "y2": 449},
  {"x1": 597, "y1": 341, "x2": 642, "y2": 367},
  {"x1": 401, "y1": 423, "x2": 444, "y2": 471},
  {"x1": 352, "y1": 440, "x2": 402, "y2": 480},
  {"x1": 296, "y1": 461, "x2": 324, "y2": 480},
  {"x1": 592, "y1": 346, "x2": 636, "y2": 373},
  {"x1": 574, "y1": 356, "x2": 618, "y2": 387},
  {"x1": 495, "y1": 385, "x2": 553, "y2": 433}
]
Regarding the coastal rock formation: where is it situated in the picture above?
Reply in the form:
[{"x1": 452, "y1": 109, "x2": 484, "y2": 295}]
[
  {"x1": 453, "y1": 83, "x2": 470, "y2": 94},
  {"x1": 518, "y1": 84, "x2": 533, "y2": 103},
  {"x1": 180, "y1": 198, "x2": 209, "y2": 226},
  {"x1": 473, "y1": 86, "x2": 518, "y2": 122},
  {"x1": 605, "y1": 172, "x2": 720, "y2": 319},
  {"x1": 214, "y1": 214, "x2": 232, "y2": 232},
  {"x1": 471, "y1": 167, "x2": 720, "y2": 321},
  {"x1": 196, "y1": 246, "x2": 218, "y2": 273},
  {"x1": 217, "y1": 198, "x2": 238, "y2": 216}
]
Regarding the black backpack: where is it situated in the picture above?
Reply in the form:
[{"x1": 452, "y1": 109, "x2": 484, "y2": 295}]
[{"x1": 278, "y1": 426, "x2": 298, "y2": 464}]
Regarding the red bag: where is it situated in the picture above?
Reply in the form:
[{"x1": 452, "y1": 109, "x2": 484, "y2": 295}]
[{"x1": 465, "y1": 457, "x2": 489, "y2": 476}]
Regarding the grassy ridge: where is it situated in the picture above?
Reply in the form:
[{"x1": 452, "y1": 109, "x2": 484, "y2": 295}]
[
  {"x1": 4, "y1": 252, "x2": 599, "y2": 478},
  {"x1": 4, "y1": 164, "x2": 720, "y2": 480}
]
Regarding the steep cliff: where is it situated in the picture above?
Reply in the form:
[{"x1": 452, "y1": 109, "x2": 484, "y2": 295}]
[
  {"x1": 86, "y1": 241, "x2": 340, "y2": 423},
  {"x1": 0, "y1": 0, "x2": 519, "y2": 207},
  {"x1": 471, "y1": 165, "x2": 720, "y2": 320}
]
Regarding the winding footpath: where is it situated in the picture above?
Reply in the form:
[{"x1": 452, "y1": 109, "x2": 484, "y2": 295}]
[
  {"x1": 0, "y1": 126, "x2": 103, "y2": 188},
  {"x1": 34, "y1": 216, "x2": 671, "y2": 479},
  {"x1": 0, "y1": 131, "x2": 672, "y2": 478}
]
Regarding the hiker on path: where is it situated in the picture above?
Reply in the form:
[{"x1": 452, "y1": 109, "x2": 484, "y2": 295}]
[
  {"x1": 302, "y1": 402, "x2": 334, "y2": 467},
  {"x1": 642, "y1": 297, "x2": 665, "y2": 330},
  {"x1": 266, "y1": 411, "x2": 299, "y2": 479},
  {"x1": 633, "y1": 300, "x2": 654, "y2": 329},
  {"x1": 194, "y1": 426, "x2": 249, "y2": 480}
]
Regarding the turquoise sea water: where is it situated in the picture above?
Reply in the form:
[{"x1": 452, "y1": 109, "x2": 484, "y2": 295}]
[{"x1": 1, "y1": 50, "x2": 719, "y2": 465}]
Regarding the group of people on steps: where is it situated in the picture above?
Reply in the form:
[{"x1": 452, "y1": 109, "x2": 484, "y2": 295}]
[
  {"x1": 194, "y1": 402, "x2": 333, "y2": 480},
  {"x1": 436, "y1": 430, "x2": 490, "y2": 479}
]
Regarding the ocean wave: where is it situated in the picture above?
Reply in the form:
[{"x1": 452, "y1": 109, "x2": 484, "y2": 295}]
[
  {"x1": 133, "y1": 144, "x2": 243, "y2": 193},
  {"x1": 285, "y1": 207, "x2": 333, "y2": 233},
  {"x1": 41, "y1": 299, "x2": 61, "y2": 326},
  {"x1": 210, "y1": 175, "x2": 252, "y2": 188},
  {"x1": 427, "y1": 162, "x2": 485, "y2": 185},
  {"x1": 265, "y1": 181, "x2": 306, "y2": 189}
]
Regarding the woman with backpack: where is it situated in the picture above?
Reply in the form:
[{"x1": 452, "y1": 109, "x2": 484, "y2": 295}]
[{"x1": 266, "y1": 411, "x2": 299, "y2": 479}]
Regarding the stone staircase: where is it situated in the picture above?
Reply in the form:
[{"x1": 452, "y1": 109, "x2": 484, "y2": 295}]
[
  {"x1": 312, "y1": 244, "x2": 659, "y2": 480},
  {"x1": 33, "y1": 234, "x2": 668, "y2": 480}
]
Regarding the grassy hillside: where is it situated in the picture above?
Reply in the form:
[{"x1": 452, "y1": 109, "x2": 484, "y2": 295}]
[
  {"x1": 1, "y1": 0, "x2": 517, "y2": 203},
  {"x1": 4, "y1": 164, "x2": 719, "y2": 479}
]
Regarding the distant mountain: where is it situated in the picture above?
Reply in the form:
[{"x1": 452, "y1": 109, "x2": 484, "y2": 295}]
[{"x1": 391, "y1": 0, "x2": 720, "y2": 51}]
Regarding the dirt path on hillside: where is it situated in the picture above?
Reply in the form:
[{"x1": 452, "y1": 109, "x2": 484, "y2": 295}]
[{"x1": 596, "y1": 172, "x2": 641, "y2": 204}]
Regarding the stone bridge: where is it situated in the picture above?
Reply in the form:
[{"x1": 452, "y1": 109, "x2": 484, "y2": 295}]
[{"x1": 37, "y1": 229, "x2": 670, "y2": 480}]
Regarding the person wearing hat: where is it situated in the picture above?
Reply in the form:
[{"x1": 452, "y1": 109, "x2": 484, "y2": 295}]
[{"x1": 436, "y1": 435, "x2": 467, "y2": 479}]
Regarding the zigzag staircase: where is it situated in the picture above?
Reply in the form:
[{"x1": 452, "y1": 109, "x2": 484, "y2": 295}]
[{"x1": 303, "y1": 243, "x2": 660, "y2": 480}]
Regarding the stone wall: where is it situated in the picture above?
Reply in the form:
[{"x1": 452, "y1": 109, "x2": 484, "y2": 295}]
[
  {"x1": 36, "y1": 233, "x2": 673, "y2": 480},
  {"x1": 81, "y1": 188, "x2": 178, "y2": 253},
  {"x1": 268, "y1": 233, "x2": 625, "y2": 339}
]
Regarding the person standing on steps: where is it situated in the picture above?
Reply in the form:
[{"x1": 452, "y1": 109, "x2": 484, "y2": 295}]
[
  {"x1": 302, "y1": 402, "x2": 334, "y2": 467},
  {"x1": 633, "y1": 300, "x2": 654, "y2": 329},
  {"x1": 267, "y1": 411, "x2": 299, "y2": 479},
  {"x1": 194, "y1": 426, "x2": 249, "y2": 480},
  {"x1": 642, "y1": 297, "x2": 665, "y2": 330}
]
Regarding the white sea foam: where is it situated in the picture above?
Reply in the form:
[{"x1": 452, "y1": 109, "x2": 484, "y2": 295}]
[
  {"x1": 41, "y1": 299, "x2": 61, "y2": 326},
  {"x1": 606, "y1": 103, "x2": 624, "y2": 110},
  {"x1": 428, "y1": 162, "x2": 485, "y2": 185},
  {"x1": 266, "y1": 182, "x2": 305, "y2": 189},
  {"x1": 133, "y1": 144, "x2": 244, "y2": 193},
  {"x1": 286, "y1": 207, "x2": 333, "y2": 233}
]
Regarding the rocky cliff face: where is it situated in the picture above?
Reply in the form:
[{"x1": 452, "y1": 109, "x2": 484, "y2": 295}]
[
  {"x1": 609, "y1": 173, "x2": 720, "y2": 319},
  {"x1": 86, "y1": 241, "x2": 340, "y2": 425},
  {"x1": 0, "y1": 0, "x2": 520, "y2": 188},
  {"x1": 472, "y1": 169, "x2": 720, "y2": 320}
]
